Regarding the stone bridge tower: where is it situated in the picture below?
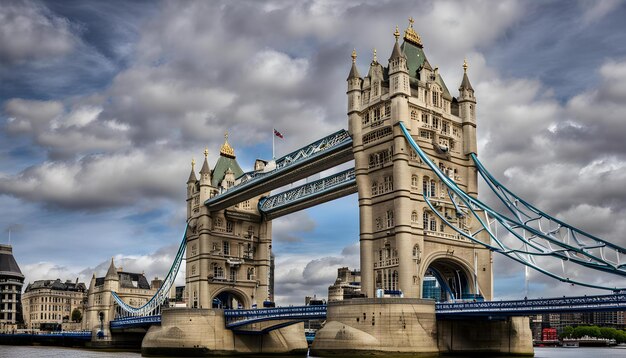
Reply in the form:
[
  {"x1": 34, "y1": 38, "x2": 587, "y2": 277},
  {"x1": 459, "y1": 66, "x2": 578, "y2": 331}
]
[
  {"x1": 347, "y1": 20, "x2": 493, "y2": 301},
  {"x1": 185, "y1": 134, "x2": 272, "y2": 309}
]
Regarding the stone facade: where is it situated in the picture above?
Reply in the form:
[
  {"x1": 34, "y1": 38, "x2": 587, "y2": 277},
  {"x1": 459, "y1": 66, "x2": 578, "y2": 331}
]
[
  {"x1": 185, "y1": 135, "x2": 272, "y2": 310},
  {"x1": 0, "y1": 244, "x2": 24, "y2": 333},
  {"x1": 84, "y1": 259, "x2": 158, "y2": 340},
  {"x1": 347, "y1": 20, "x2": 492, "y2": 301},
  {"x1": 22, "y1": 278, "x2": 87, "y2": 330}
]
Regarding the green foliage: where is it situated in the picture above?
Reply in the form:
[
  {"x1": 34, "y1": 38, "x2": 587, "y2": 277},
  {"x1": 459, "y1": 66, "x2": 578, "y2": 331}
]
[
  {"x1": 71, "y1": 308, "x2": 82, "y2": 323},
  {"x1": 560, "y1": 325, "x2": 574, "y2": 339},
  {"x1": 564, "y1": 325, "x2": 626, "y2": 343}
]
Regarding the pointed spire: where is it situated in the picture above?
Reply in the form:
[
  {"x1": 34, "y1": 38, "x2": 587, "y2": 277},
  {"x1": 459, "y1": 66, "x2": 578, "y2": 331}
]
[
  {"x1": 187, "y1": 158, "x2": 197, "y2": 183},
  {"x1": 200, "y1": 147, "x2": 211, "y2": 174},
  {"x1": 389, "y1": 26, "x2": 406, "y2": 61},
  {"x1": 105, "y1": 257, "x2": 117, "y2": 280},
  {"x1": 220, "y1": 132, "x2": 235, "y2": 158},
  {"x1": 348, "y1": 49, "x2": 361, "y2": 79},
  {"x1": 372, "y1": 48, "x2": 377, "y2": 63},
  {"x1": 460, "y1": 58, "x2": 474, "y2": 91}
]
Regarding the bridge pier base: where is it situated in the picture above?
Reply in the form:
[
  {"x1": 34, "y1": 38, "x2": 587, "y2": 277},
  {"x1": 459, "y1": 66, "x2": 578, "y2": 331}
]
[
  {"x1": 141, "y1": 308, "x2": 308, "y2": 356},
  {"x1": 311, "y1": 298, "x2": 439, "y2": 357},
  {"x1": 311, "y1": 299, "x2": 533, "y2": 357},
  {"x1": 438, "y1": 316, "x2": 533, "y2": 356}
]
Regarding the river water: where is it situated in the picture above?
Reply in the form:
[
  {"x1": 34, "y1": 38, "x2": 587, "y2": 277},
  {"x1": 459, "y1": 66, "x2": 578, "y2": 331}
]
[{"x1": 1, "y1": 346, "x2": 626, "y2": 357}]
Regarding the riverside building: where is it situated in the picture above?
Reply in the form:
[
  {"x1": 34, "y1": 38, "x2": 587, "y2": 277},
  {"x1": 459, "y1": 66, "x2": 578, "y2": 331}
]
[
  {"x1": 22, "y1": 278, "x2": 87, "y2": 331},
  {"x1": 0, "y1": 244, "x2": 24, "y2": 333}
]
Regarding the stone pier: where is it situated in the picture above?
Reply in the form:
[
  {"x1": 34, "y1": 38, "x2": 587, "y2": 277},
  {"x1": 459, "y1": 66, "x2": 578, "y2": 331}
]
[
  {"x1": 141, "y1": 308, "x2": 308, "y2": 356},
  {"x1": 311, "y1": 298, "x2": 533, "y2": 357}
]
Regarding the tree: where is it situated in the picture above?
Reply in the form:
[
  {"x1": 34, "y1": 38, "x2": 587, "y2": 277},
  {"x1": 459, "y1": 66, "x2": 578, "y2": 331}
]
[
  {"x1": 561, "y1": 326, "x2": 574, "y2": 339},
  {"x1": 71, "y1": 308, "x2": 83, "y2": 323}
]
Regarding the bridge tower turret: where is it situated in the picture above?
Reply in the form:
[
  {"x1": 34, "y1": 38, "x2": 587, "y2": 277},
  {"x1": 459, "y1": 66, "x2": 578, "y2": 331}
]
[
  {"x1": 348, "y1": 19, "x2": 492, "y2": 301},
  {"x1": 458, "y1": 59, "x2": 478, "y2": 196},
  {"x1": 186, "y1": 134, "x2": 272, "y2": 311}
]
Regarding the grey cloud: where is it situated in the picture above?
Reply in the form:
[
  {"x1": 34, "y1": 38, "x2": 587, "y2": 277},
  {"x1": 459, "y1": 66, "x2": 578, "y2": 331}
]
[{"x1": 0, "y1": 0, "x2": 76, "y2": 65}]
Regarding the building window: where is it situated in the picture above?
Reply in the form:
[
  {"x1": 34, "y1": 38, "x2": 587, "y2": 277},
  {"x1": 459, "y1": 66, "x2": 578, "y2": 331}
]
[
  {"x1": 442, "y1": 121, "x2": 449, "y2": 134},
  {"x1": 432, "y1": 117, "x2": 439, "y2": 129},
  {"x1": 431, "y1": 180, "x2": 436, "y2": 197},
  {"x1": 373, "y1": 107, "x2": 381, "y2": 122},
  {"x1": 383, "y1": 176, "x2": 393, "y2": 193},
  {"x1": 386, "y1": 210, "x2": 394, "y2": 228},
  {"x1": 411, "y1": 211, "x2": 418, "y2": 223},
  {"x1": 411, "y1": 109, "x2": 418, "y2": 121},
  {"x1": 430, "y1": 217, "x2": 437, "y2": 231},
  {"x1": 423, "y1": 212, "x2": 429, "y2": 230},
  {"x1": 422, "y1": 113, "x2": 429, "y2": 124},
  {"x1": 230, "y1": 267, "x2": 237, "y2": 282},
  {"x1": 223, "y1": 241, "x2": 230, "y2": 256},
  {"x1": 411, "y1": 175, "x2": 419, "y2": 189},
  {"x1": 226, "y1": 221, "x2": 234, "y2": 233},
  {"x1": 362, "y1": 112, "x2": 370, "y2": 125},
  {"x1": 212, "y1": 264, "x2": 224, "y2": 279},
  {"x1": 385, "y1": 102, "x2": 391, "y2": 117},
  {"x1": 247, "y1": 268, "x2": 255, "y2": 280},
  {"x1": 371, "y1": 182, "x2": 378, "y2": 196},
  {"x1": 420, "y1": 130, "x2": 432, "y2": 139}
]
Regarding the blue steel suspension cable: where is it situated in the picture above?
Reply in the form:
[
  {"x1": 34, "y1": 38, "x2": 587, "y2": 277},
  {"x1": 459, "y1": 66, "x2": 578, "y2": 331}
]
[{"x1": 398, "y1": 121, "x2": 626, "y2": 291}]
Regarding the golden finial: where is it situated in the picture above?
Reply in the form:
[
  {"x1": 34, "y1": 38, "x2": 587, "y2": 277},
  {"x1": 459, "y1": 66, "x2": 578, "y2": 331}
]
[
  {"x1": 220, "y1": 131, "x2": 235, "y2": 158},
  {"x1": 204, "y1": 146, "x2": 208, "y2": 158},
  {"x1": 404, "y1": 16, "x2": 422, "y2": 47},
  {"x1": 351, "y1": 48, "x2": 357, "y2": 63},
  {"x1": 463, "y1": 58, "x2": 469, "y2": 73},
  {"x1": 191, "y1": 158, "x2": 195, "y2": 169},
  {"x1": 394, "y1": 26, "x2": 400, "y2": 40},
  {"x1": 373, "y1": 48, "x2": 377, "y2": 63}
]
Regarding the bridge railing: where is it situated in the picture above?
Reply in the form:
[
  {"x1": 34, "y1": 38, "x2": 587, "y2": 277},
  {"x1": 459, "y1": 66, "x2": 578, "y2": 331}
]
[
  {"x1": 258, "y1": 168, "x2": 356, "y2": 213},
  {"x1": 224, "y1": 305, "x2": 327, "y2": 328},
  {"x1": 436, "y1": 294, "x2": 626, "y2": 315}
]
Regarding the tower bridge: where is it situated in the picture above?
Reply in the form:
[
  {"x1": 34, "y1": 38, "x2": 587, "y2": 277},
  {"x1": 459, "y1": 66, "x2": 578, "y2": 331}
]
[{"x1": 87, "y1": 19, "x2": 626, "y2": 357}]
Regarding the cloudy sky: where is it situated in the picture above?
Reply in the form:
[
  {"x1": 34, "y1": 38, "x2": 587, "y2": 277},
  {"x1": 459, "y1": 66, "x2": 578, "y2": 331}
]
[{"x1": 2, "y1": 0, "x2": 626, "y2": 305}]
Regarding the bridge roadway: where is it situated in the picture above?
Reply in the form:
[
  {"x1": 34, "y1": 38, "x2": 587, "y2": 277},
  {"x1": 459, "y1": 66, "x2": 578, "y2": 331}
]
[
  {"x1": 110, "y1": 293, "x2": 626, "y2": 330},
  {"x1": 204, "y1": 129, "x2": 354, "y2": 212}
]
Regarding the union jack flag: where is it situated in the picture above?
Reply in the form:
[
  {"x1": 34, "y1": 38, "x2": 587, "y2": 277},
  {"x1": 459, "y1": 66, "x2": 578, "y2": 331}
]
[{"x1": 273, "y1": 129, "x2": 284, "y2": 139}]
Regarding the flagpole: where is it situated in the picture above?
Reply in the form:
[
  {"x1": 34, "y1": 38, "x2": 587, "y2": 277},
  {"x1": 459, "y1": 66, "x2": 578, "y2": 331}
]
[{"x1": 272, "y1": 129, "x2": 275, "y2": 160}]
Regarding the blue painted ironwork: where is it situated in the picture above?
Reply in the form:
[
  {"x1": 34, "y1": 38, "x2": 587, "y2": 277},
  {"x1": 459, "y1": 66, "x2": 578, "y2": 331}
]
[
  {"x1": 258, "y1": 168, "x2": 356, "y2": 213},
  {"x1": 436, "y1": 294, "x2": 626, "y2": 317},
  {"x1": 111, "y1": 225, "x2": 187, "y2": 318},
  {"x1": 205, "y1": 129, "x2": 352, "y2": 207},
  {"x1": 110, "y1": 315, "x2": 162, "y2": 329},
  {"x1": 399, "y1": 121, "x2": 626, "y2": 291},
  {"x1": 224, "y1": 305, "x2": 327, "y2": 329}
]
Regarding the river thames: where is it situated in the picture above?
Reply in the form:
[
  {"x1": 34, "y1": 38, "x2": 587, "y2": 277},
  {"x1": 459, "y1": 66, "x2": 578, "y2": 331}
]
[{"x1": 1, "y1": 346, "x2": 626, "y2": 357}]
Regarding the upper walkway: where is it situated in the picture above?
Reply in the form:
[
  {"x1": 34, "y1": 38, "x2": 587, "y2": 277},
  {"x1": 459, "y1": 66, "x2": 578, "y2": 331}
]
[{"x1": 204, "y1": 129, "x2": 353, "y2": 212}]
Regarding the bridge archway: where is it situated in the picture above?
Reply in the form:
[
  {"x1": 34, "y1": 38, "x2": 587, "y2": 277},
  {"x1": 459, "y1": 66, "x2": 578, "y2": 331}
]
[
  {"x1": 211, "y1": 288, "x2": 250, "y2": 309},
  {"x1": 419, "y1": 254, "x2": 477, "y2": 302}
]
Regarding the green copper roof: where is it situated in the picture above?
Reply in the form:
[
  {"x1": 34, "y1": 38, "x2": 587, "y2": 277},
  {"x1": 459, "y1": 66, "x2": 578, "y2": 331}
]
[
  {"x1": 401, "y1": 40, "x2": 426, "y2": 79},
  {"x1": 212, "y1": 155, "x2": 244, "y2": 187}
]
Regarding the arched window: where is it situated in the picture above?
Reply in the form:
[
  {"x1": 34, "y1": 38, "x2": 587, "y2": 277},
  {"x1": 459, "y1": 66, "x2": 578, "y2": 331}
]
[
  {"x1": 423, "y1": 211, "x2": 429, "y2": 230},
  {"x1": 212, "y1": 263, "x2": 224, "y2": 279},
  {"x1": 411, "y1": 175, "x2": 419, "y2": 189},
  {"x1": 430, "y1": 180, "x2": 436, "y2": 197},
  {"x1": 422, "y1": 177, "x2": 429, "y2": 196},
  {"x1": 411, "y1": 211, "x2": 418, "y2": 223},
  {"x1": 386, "y1": 210, "x2": 394, "y2": 228}
]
